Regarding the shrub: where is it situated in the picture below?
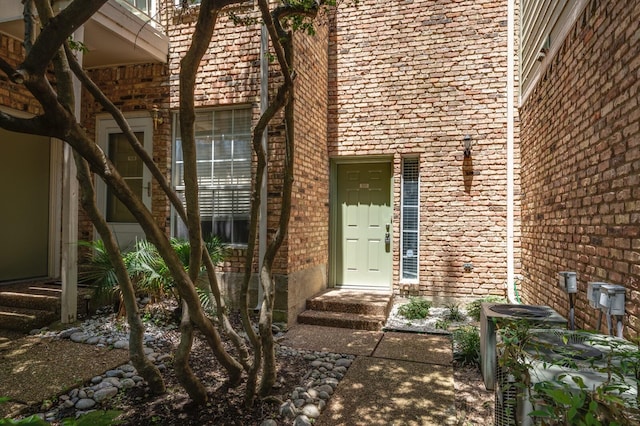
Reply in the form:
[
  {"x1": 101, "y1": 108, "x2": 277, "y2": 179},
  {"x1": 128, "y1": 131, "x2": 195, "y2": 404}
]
[
  {"x1": 397, "y1": 297, "x2": 432, "y2": 320},
  {"x1": 452, "y1": 326, "x2": 481, "y2": 367},
  {"x1": 435, "y1": 318, "x2": 450, "y2": 330},
  {"x1": 444, "y1": 302, "x2": 464, "y2": 321},
  {"x1": 466, "y1": 295, "x2": 507, "y2": 321},
  {"x1": 79, "y1": 236, "x2": 227, "y2": 314}
]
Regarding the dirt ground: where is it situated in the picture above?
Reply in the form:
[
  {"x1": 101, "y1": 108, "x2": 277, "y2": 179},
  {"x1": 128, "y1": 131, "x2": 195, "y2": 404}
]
[{"x1": 454, "y1": 364, "x2": 495, "y2": 425}]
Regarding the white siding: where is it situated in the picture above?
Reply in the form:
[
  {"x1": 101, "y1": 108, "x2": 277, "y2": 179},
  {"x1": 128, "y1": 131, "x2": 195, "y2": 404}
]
[{"x1": 520, "y1": 0, "x2": 590, "y2": 103}]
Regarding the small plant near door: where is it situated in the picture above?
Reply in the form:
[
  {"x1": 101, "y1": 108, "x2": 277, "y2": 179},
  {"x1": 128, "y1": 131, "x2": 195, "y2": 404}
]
[
  {"x1": 452, "y1": 326, "x2": 481, "y2": 367},
  {"x1": 466, "y1": 295, "x2": 507, "y2": 321},
  {"x1": 397, "y1": 297, "x2": 432, "y2": 320}
]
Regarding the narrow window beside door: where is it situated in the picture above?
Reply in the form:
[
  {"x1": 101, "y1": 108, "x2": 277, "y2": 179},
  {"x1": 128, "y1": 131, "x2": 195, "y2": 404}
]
[{"x1": 401, "y1": 158, "x2": 419, "y2": 281}]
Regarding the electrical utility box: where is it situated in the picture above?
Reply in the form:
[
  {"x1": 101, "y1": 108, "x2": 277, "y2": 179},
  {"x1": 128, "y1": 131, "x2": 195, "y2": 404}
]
[
  {"x1": 599, "y1": 284, "x2": 626, "y2": 316},
  {"x1": 587, "y1": 282, "x2": 606, "y2": 308},
  {"x1": 558, "y1": 271, "x2": 578, "y2": 293}
]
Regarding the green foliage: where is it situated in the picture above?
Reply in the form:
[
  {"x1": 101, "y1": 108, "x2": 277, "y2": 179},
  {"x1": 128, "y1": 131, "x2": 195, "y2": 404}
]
[
  {"x1": 435, "y1": 318, "x2": 450, "y2": 330},
  {"x1": 0, "y1": 417, "x2": 48, "y2": 426},
  {"x1": 452, "y1": 326, "x2": 481, "y2": 367},
  {"x1": 466, "y1": 295, "x2": 507, "y2": 321},
  {"x1": 444, "y1": 302, "x2": 464, "y2": 322},
  {"x1": 67, "y1": 38, "x2": 88, "y2": 54},
  {"x1": 497, "y1": 321, "x2": 640, "y2": 425},
  {"x1": 397, "y1": 297, "x2": 432, "y2": 320},
  {"x1": 79, "y1": 237, "x2": 227, "y2": 308},
  {"x1": 61, "y1": 410, "x2": 123, "y2": 426},
  {"x1": 0, "y1": 398, "x2": 120, "y2": 425}
]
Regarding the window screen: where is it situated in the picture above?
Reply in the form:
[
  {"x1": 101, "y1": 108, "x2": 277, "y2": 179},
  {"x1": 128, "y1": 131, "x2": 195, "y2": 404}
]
[{"x1": 401, "y1": 158, "x2": 419, "y2": 280}]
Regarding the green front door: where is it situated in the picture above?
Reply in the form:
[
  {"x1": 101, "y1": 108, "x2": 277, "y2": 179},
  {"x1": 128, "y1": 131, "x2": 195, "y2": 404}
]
[{"x1": 335, "y1": 162, "x2": 392, "y2": 289}]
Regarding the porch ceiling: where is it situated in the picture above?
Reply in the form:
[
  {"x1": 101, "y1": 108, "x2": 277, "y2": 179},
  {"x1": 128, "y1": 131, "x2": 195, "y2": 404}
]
[{"x1": 0, "y1": 0, "x2": 168, "y2": 69}]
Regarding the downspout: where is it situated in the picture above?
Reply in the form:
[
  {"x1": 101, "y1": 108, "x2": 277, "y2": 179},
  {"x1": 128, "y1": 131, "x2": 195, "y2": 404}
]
[
  {"x1": 256, "y1": 24, "x2": 268, "y2": 309},
  {"x1": 506, "y1": 0, "x2": 517, "y2": 304}
]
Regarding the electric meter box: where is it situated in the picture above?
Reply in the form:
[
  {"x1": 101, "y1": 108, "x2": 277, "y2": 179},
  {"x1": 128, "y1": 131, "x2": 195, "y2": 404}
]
[
  {"x1": 587, "y1": 282, "x2": 606, "y2": 308},
  {"x1": 598, "y1": 284, "x2": 626, "y2": 316},
  {"x1": 558, "y1": 271, "x2": 578, "y2": 293}
]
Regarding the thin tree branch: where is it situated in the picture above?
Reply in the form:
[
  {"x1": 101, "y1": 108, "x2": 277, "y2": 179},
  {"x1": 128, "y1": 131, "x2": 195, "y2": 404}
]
[
  {"x1": 0, "y1": 112, "x2": 50, "y2": 136},
  {"x1": 22, "y1": 0, "x2": 108, "y2": 75},
  {"x1": 63, "y1": 43, "x2": 189, "y2": 224}
]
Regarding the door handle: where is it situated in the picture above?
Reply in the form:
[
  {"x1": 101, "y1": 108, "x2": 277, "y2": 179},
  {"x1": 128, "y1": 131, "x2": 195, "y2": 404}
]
[{"x1": 146, "y1": 182, "x2": 151, "y2": 197}]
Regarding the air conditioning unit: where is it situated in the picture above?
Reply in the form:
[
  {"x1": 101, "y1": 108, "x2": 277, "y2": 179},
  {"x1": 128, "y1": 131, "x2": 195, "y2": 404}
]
[
  {"x1": 481, "y1": 303, "x2": 567, "y2": 390},
  {"x1": 495, "y1": 329, "x2": 639, "y2": 426}
]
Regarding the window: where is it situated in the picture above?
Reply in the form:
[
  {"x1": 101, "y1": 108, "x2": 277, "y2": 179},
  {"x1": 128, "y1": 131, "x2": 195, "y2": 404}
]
[
  {"x1": 401, "y1": 158, "x2": 419, "y2": 281},
  {"x1": 119, "y1": 0, "x2": 152, "y2": 15},
  {"x1": 173, "y1": 108, "x2": 252, "y2": 245}
]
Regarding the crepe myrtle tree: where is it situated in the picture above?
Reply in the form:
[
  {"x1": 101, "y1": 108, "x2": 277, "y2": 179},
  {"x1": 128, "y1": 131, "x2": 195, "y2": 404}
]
[{"x1": 0, "y1": 0, "x2": 332, "y2": 406}]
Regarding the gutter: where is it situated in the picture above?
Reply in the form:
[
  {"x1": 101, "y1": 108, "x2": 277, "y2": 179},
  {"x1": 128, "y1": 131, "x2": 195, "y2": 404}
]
[{"x1": 506, "y1": 0, "x2": 517, "y2": 304}]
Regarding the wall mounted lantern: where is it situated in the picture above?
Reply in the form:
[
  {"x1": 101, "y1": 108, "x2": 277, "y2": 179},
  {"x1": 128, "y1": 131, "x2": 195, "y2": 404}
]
[
  {"x1": 151, "y1": 104, "x2": 164, "y2": 130},
  {"x1": 463, "y1": 135, "x2": 474, "y2": 158}
]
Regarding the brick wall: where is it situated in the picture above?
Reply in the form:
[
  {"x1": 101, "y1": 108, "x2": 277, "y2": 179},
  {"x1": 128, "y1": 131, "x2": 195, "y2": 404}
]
[
  {"x1": 289, "y1": 22, "x2": 330, "y2": 273},
  {"x1": 285, "y1": 18, "x2": 330, "y2": 323},
  {"x1": 329, "y1": 0, "x2": 520, "y2": 299},
  {"x1": 0, "y1": 35, "x2": 43, "y2": 115},
  {"x1": 519, "y1": 0, "x2": 640, "y2": 339}
]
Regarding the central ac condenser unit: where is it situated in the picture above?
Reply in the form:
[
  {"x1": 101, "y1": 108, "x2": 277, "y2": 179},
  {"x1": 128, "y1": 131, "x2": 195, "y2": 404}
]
[
  {"x1": 495, "y1": 329, "x2": 639, "y2": 426},
  {"x1": 481, "y1": 303, "x2": 567, "y2": 390}
]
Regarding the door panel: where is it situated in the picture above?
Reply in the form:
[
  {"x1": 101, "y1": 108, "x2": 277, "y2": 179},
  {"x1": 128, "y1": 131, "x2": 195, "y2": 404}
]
[
  {"x1": 335, "y1": 162, "x2": 392, "y2": 288},
  {"x1": 0, "y1": 130, "x2": 50, "y2": 281},
  {"x1": 96, "y1": 118, "x2": 152, "y2": 249}
]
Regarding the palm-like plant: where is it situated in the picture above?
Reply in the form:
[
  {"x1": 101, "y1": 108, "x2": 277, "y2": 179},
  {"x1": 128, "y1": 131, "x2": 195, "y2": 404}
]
[{"x1": 79, "y1": 237, "x2": 227, "y2": 315}]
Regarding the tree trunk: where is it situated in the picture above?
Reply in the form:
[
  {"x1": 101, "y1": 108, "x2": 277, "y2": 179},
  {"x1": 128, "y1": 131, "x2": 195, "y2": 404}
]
[
  {"x1": 174, "y1": 300, "x2": 208, "y2": 404},
  {"x1": 74, "y1": 153, "x2": 165, "y2": 394}
]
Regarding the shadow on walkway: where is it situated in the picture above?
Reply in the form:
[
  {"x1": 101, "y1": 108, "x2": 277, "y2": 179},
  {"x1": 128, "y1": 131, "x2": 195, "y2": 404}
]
[{"x1": 282, "y1": 325, "x2": 456, "y2": 425}]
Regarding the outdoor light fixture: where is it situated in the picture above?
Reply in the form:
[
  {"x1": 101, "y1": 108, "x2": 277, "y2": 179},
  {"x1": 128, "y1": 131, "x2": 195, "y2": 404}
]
[
  {"x1": 151, "y1": 105, "x2": 164, "y2": 130},
  {"x1": 463, "y1": 135, "x2": 474, "y2": 157}
]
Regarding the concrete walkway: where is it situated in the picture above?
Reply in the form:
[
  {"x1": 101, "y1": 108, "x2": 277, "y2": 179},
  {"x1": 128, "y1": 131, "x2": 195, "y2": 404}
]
[{"x1": 280, "y1": 325, "x2": 457, "y2": 425}]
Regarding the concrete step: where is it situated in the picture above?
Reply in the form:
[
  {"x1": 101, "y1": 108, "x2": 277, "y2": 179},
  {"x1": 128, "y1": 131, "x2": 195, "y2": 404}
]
[
  {"x1": 298, "y1": 309, "x2": 386, "y2": 331},
  {"x1": 306, "y1": 290, "x2": 393, "y2": 317},
  {"x1": 0, "y1": 306, "x2": 59, "y2": 332},
  {"x1": 0, "y1": 291, "x2": 60, "y2": 313}
]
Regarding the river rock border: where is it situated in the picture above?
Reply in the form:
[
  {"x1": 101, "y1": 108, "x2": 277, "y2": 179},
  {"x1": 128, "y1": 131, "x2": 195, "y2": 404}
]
[{"x1": 26, "y1": 306, "x2": 352, "y2": 425}]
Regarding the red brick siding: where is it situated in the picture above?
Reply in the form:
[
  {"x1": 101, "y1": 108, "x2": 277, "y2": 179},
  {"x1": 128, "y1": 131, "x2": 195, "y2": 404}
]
[
  {"x1": 0, "y1": 35, "x2": 43, "y2": 115},
  {"x1": 519, "y1": 0, "x2": 640, "y2": 338},
  {"x1": 329, "y1": 0, "x2": 520, "y2": 298},
  {"x1": 288, "y1": 23, "x2": 330, "y2": 273}
]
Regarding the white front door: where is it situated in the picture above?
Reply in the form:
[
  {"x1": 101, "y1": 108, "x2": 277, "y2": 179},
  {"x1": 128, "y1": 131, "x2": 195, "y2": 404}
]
[{"x1": 96, "y1": 116, "x2": 152, "y2": 249}]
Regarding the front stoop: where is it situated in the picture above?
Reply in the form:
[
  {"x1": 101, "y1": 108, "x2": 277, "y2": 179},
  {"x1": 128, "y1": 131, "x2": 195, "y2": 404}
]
[
  {"x1": 298, "y1": 289, "x2": 393, "y2": 331},
  {"x1": 0, "y1": 282, "x2": 62, "y2": 332}
]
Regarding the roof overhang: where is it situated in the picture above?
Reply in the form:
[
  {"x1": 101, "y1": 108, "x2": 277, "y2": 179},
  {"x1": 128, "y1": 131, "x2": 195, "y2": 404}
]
[{"x1": 0, "y1": 0, "x2": 168, "y2": 68}]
